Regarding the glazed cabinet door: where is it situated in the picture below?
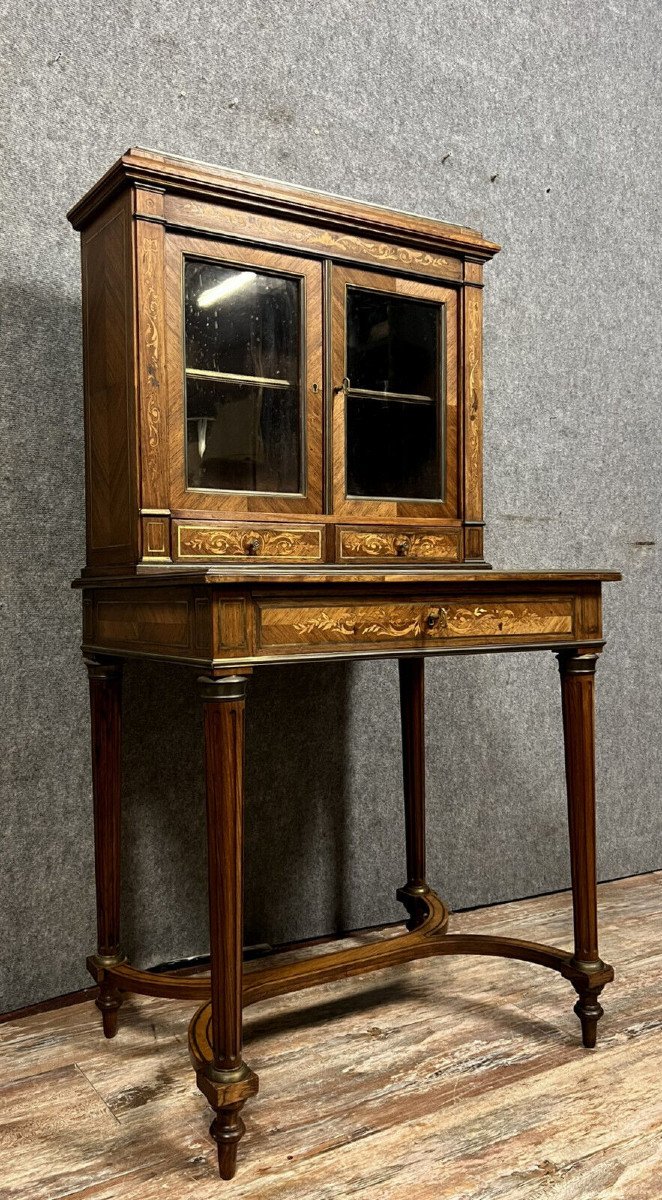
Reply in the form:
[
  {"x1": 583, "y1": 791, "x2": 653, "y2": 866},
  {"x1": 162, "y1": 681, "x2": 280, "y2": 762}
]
[
  {"x1": 331, "y1": 265, "x2": 459, "y2": 521},
  {"x1": 165, "y1": 235, "x2": 323, "y2": 515}
]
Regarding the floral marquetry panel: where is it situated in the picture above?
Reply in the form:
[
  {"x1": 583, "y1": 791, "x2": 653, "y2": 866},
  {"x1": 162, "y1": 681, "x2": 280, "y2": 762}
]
[
  {"x1": 257, "y1": 598, "x2": 574, "y2": 653},
  {"x1": 163, "y1": 197, "x2": 466, "y2": 283},
  {"x1": 174, "y1": 521, "x2": 323, "y2": 562},
  {"x1": 337, "y1": 526, "x2": 461, "y2": 563}
]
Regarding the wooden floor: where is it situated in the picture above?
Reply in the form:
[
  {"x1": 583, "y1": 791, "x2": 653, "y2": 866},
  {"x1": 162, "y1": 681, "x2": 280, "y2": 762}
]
[{"x1": 1, "y1": 873, "x2": 660, "y2": 1200}]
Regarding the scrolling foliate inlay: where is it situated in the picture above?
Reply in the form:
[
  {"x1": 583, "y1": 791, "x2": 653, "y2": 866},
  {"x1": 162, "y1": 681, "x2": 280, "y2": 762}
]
[
  {"x1": 138, "y1": 223, "x2": 168, "y2": 507},
  {"x1": 259, "y1": 600, "x2": 573, "y2": 649},
  {"x1": 176, "y1": 524, "x2": 322, "y2": 561},
  {"x1": 464, "y1": 289, "x2": 483, "y2": 521},
  {"x1": 443, "y1": 603, "x2": 572, "y2": 637},
  {"x1": 164, "y1": 198, "x2": 463, "y2": 282},
  {"x1": 264, "y1": 606, "x2": 430, "y2": 645},
  {"x1": 340, "y1": 529, "x2": 460, "y2": 562}
]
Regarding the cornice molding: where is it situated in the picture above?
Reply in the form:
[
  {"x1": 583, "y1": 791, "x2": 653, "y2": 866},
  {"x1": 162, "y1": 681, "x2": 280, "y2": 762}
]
[{"x1": 67, "y1": 146, "x2": 501, "y2": 262}]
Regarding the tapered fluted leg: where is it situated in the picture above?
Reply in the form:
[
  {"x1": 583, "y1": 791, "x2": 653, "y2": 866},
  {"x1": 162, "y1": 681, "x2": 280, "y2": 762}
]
[
  {"x1": 397, "y1": 657, "x2": 432, "y2": 930},
  {"x1": 197, "y1": 674, "x2": 258, "y2": 1180},
  {"x1": 558, "y1": 650, "x2": 611, "y2": 1047},
  {"x1": 85, "y1": 656, "x2": 124, "y2": 1038}
]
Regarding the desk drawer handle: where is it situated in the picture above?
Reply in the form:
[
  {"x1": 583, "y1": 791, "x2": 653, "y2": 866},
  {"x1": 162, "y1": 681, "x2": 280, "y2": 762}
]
[
  {"x1": 243, "y1": 535, "x2": 263, "y2": 557},
  {"x1": 395, "y1": 535, "x2": 413, "y2": 557},
  {"x1": 426, "y1": 607, "x2": 444, "y2": 630}
]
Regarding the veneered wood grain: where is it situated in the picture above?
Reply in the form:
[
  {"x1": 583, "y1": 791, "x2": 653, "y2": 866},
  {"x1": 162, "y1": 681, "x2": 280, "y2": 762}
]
[
  {"x1": 81, "y1": 194, "x2": 138, "y2": 569},
  {"x1": 140, "y1": 515, "x2": 170, "y2": 561},
  {"x1": 463, "y1": 523, "x2": 485, "y2": 562},
  {"x1": 96, "y1": 598, "x2": 192, "y2": 650},
  {"x1": 464, "y1": 260, "x2": 484, "y2": 285},
  {"x1": 115, "y1": 568, "x2": 619, "y2": 586},
  {"x1": 214, "y1": 599, "x2": 249, "y2": 653}
]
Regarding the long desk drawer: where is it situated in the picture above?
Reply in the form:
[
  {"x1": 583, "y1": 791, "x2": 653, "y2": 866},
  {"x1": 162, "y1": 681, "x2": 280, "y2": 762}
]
[{"x1": 256, "y1": 597, "x2": 574, "y2": 652}]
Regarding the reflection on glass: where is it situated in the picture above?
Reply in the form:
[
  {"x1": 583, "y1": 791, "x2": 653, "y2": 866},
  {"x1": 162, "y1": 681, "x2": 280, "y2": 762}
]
[
  {"x1": 347, "y1": 289, "x2": 439, "y2": 398},
  {"x1": 347, "y1": 396, "x2": 440, "y2": 499},
  {"x1": 345, "y1": 288, "x2": 443, "y2": 500},
  {"x1": 184, "y1": 260, "x2": 302, "y2": 493}
]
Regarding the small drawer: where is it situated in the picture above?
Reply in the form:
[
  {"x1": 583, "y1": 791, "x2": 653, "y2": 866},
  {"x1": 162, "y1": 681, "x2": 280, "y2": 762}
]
[
  {"x1": 257, "y1": 598, "x2": 573, "y2": 652},
  {"x1": 174, "y1": 521, "x2": 323, "y2": 563},
  {"x1": 337, "y1": 525, "x2": 461, "y2": 564}
]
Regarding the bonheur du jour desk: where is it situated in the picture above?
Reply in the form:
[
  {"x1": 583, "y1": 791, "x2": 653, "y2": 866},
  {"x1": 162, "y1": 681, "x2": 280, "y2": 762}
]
[{"x1": 67, "y1": 149, "x2": 620, "y2": 1179}]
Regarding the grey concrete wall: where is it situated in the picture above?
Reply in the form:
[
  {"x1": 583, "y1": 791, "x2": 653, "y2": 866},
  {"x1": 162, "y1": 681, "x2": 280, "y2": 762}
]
[{"x1": 1, "y1": 0, "x2": 660, "y2": 1012}]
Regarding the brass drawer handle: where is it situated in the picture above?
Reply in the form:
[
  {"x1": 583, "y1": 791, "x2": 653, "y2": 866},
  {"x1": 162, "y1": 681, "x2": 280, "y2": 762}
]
[
  {"x1": 243, "y1": 535, "x2": 263, "y2": 557},
  {"x1": 395, "y1": 535, "x2": 413, "y2": 557}
]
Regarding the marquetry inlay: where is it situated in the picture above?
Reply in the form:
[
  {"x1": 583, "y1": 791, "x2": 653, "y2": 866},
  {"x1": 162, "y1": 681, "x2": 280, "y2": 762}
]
[
  {"x1": 175, "y1": 522, "x2": 323, "y2": 562},
  {"x1": 141, "y1": 515, "x2": 170, "y2": 560},
  {"x1": 258, "y1": 599, "x2": 573, "y2": 650},
  {"x1": 338, "y1": 527, "x2": 461, "y2": 563},
  {"x1": 164, "y1": 196, "x2": 464, "y2": 283}
]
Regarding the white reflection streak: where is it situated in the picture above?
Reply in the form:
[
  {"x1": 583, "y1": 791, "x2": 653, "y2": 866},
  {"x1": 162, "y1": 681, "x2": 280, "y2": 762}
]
[
  {"x1": 197, "y1": 270, "x2": 257, "y2": 308},
  {"x1": 197, "y1": 417, "x2": 209, "y2": 461}
]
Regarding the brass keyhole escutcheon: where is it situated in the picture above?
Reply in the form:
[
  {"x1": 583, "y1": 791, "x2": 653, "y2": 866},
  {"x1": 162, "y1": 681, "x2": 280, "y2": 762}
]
[
  {"x1": 426, "y1": 606, "x2": 445, "y2": 631},
  {"x1": 244, "y1": 535, "x2": 262, "y2": 557}
]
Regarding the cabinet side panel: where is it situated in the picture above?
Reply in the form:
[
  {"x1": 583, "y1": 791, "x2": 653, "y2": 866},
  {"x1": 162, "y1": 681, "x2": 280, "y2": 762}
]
[{"x1": 81, "y1": 194, "x2": 138, "y2": 568}]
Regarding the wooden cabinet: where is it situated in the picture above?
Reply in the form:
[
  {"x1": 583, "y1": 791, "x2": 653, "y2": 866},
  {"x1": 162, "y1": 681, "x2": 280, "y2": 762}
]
[
  {"x1": 68, "y1": 148, "x2": 499, "y2": 573},
  {"x1": 69, "y1": 151, "x2": 620, "y2": 1184}
]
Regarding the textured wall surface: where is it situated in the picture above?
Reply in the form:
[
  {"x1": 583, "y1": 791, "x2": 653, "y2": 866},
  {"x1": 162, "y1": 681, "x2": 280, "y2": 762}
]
[{"x1": 1, "y1": 0, "x2": 660, "y2": 1011}]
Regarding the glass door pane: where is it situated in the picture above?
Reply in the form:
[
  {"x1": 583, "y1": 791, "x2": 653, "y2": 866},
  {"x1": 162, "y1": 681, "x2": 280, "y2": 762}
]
[
  {"x1": 184, "y1": 260, "x2": 302, "y2": 494},
  {"x1": 344, "y1": 288, "x2": 444, "y2": 500}
]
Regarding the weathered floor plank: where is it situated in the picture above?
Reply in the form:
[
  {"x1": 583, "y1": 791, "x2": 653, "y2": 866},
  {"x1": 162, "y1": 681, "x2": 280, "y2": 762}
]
[{"x1": 0, "y1": 872, "x2": 659, "y2": 1200}]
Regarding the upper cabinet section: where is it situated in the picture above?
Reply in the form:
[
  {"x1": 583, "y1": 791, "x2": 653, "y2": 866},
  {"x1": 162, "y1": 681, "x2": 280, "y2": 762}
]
[{"x1": 68, "y1": 149, "x2": 499, "y2": 573}]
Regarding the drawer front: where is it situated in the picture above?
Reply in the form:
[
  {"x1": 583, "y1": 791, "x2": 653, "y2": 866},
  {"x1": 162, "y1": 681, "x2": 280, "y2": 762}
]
[
  {"x1": 258, "y1": 598, "x2": 574, "y2": 651},
  {"x1": 174, "y1": 521, "x2": 323, "y2": 563},
  {"x1": 337, "y1": 525, "x2": 461, "y2": 564}
]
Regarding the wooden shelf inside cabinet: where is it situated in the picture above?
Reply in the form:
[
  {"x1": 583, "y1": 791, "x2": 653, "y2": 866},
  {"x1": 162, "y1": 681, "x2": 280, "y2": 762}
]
[{"x1": 68, "y1": 148, "x2": 621, "y2": 1183}]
